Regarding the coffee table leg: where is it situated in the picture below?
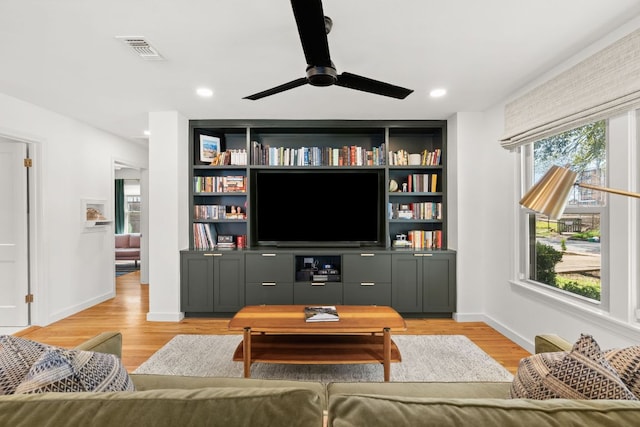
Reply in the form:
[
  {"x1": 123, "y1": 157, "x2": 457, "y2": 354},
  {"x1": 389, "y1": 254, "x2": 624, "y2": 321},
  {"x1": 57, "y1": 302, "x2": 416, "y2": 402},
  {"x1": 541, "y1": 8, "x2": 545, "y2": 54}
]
[
  {"x1": 243, "y1": 327, "x2": 252, "y2": 378},
  {"x1": 383, "y1": 327, "x2": 391, "y2": 382}
]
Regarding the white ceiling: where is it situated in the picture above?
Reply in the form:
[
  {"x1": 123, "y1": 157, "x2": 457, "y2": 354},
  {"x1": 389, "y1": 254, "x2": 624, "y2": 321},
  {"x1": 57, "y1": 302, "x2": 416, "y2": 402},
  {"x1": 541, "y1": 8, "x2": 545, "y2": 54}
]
[{"x1": 2, "y1": 0, "x2": 640, "y2": 144}]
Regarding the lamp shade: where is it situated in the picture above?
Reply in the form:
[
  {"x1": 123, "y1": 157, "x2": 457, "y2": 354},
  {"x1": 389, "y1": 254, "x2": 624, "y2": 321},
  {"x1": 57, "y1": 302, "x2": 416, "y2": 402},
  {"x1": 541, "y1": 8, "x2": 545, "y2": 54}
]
[{"x1": 519, "y1": 165, "x2": 577, "y2": 220}]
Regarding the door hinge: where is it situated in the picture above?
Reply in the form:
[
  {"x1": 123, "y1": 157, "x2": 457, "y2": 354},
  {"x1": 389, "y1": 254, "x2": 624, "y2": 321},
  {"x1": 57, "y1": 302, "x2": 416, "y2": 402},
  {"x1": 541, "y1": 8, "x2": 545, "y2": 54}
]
[
  {"x1": 25, "y1": 294, "x2": 34, "y2": 303},
  {"x1": 24, "y1": 158, "x2": 32, "y2": 167}
]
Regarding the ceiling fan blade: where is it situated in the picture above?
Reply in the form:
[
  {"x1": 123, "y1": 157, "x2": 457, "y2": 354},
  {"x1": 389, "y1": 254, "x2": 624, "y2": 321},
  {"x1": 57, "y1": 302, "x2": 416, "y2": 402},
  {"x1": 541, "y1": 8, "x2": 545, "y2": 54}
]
[
  {"x1": 290, "y1": 0, "x2": 331, "y2": 67},
  {"x1": 336, "y1": 72, "x2": 414, "y2": 99},
  {"x1": 243, "y1": 77, "x2": 308, "y2": 100}
]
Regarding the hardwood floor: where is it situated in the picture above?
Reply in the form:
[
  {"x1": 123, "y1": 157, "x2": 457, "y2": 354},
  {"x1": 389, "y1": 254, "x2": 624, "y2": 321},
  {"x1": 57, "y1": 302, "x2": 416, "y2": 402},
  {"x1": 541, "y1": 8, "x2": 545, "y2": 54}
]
[{"x1": 15, "y1": 271, "x2": 531, "y2": 374}]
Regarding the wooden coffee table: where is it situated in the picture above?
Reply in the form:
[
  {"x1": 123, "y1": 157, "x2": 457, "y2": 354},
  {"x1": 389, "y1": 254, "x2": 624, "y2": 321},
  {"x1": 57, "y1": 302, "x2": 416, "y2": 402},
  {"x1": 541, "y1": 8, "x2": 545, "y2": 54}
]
[{"x1": 228, "y1": 305, "x2": 407, "y2": 381}]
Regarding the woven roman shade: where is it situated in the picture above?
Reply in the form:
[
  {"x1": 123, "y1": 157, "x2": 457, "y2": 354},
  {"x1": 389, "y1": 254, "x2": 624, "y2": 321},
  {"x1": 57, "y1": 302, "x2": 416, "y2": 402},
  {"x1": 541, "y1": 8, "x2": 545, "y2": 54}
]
[{"x1": 500, "y1": 28, "x2": 640, "y2": 150}]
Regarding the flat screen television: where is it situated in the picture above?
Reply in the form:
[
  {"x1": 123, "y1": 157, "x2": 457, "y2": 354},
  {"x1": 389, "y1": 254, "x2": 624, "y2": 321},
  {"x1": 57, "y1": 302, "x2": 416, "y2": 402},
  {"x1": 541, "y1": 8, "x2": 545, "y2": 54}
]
[{"x1": 251, "y1": 169, "x2": 386, "y2": 247}]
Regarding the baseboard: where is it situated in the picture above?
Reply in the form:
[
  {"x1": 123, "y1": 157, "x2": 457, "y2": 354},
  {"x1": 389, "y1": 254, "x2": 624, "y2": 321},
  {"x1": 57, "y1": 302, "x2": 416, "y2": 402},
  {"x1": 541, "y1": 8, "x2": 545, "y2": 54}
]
[
  {"x1": 453, "y1": 311, "x2": 535, "y2": 353},
  {"x1": 146, "y1": 311, "x2": 185, "y2": 322}
]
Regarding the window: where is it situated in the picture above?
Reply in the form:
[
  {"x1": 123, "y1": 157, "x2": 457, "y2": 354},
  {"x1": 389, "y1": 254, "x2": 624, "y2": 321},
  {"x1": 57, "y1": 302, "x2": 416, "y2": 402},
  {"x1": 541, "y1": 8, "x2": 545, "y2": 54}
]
[
  {"x1": 124, "y1": 180, "x2": 141, "y2": 233},
  {"x1": 523, "y1": 121, "x2": 606, "y2": 302}
]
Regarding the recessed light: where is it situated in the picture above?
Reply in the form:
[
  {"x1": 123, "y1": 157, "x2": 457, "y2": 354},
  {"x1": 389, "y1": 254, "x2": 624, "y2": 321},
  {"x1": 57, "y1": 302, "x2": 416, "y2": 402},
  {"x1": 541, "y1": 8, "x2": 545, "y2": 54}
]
[
  {"x1": 429, "y1": 88, "x2": 447, "y2": 98},
  {"x1": 143, "y1": 130, "x2": 150, "y2": 136},
  {"x1": 197, "y1": 87, "x2": 213, "y2": 97}
]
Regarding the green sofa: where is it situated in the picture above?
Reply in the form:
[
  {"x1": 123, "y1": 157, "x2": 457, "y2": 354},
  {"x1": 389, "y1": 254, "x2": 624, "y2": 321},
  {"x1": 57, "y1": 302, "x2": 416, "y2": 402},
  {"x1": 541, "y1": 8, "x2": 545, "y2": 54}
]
[{"x1": 1, "y1": 332, "x2": 639, "y2": 426}]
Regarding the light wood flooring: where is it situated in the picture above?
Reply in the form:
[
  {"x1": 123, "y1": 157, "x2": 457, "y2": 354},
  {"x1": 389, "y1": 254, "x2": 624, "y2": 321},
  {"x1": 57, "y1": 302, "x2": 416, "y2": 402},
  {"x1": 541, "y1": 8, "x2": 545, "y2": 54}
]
[{"x1": 15, "y1": 271, "x2": 531, "y2": 374}]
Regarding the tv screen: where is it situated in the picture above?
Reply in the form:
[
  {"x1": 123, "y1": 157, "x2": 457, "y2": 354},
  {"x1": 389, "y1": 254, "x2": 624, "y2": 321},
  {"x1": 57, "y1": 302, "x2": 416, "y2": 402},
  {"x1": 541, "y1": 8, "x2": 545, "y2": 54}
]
[{"x1": 251, "y1": 169, "x2": 385, "y2": 247}]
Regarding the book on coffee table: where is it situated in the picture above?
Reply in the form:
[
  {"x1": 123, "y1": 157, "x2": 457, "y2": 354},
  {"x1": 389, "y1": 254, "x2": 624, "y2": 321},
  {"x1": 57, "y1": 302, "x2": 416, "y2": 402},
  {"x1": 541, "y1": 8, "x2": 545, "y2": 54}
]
[{"x1": 304, "y1": 305, "x2": 339, "y2": 322}]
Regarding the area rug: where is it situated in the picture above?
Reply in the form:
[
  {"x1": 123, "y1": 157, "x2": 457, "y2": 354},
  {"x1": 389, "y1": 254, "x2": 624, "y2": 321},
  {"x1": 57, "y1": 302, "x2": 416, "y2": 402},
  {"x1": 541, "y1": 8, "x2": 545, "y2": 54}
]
[
  {"x1": 133, "y1": 334, "x2": 514, "y2": 383},
  {"x1": 115, "y1": 262, "x2": 139, "y2": 277}
]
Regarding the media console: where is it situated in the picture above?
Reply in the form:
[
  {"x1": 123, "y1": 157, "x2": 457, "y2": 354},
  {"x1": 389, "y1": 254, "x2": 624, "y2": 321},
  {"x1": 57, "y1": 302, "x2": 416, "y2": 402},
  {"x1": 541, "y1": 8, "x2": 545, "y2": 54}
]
[{"x1": 180, "y1": 248, "x2": 456, "y2": 317}]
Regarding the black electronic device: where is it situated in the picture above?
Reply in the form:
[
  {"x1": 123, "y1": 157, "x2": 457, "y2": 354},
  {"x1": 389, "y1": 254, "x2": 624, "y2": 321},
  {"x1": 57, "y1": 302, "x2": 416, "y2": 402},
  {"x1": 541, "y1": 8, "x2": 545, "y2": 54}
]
[
  {"x1": 311, "y1": 273, "x2": 341, "y2": 282},
  {"x1": 251, "y1": 169, "x2": 385, "y2": 248}
]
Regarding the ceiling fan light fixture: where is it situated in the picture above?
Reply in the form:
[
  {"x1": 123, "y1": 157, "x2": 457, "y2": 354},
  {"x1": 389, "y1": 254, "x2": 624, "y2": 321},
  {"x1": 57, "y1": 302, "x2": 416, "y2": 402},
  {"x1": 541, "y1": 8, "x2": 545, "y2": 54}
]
[{"x1": 306, "y1": 65, "x2": 337, "y2": 86}]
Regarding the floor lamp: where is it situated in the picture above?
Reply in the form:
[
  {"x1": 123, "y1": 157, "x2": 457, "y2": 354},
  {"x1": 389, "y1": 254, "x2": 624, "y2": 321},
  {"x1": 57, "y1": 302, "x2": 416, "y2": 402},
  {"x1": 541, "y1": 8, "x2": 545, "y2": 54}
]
[{"x1": 520, "y1": 165, "x2": 640, "y2": 220}]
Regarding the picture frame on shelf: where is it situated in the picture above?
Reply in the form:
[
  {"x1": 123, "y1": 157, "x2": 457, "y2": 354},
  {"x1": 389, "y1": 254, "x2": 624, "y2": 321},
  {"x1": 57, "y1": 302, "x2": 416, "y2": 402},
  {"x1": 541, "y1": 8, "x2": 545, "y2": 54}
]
[{"x1": 199, "y1": 134, "x2": 222, "y2": 163}]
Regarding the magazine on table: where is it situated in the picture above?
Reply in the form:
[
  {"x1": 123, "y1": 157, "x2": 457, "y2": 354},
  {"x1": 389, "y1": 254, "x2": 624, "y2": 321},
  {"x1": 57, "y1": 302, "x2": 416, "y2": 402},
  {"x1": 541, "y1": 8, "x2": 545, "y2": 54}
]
[{"x1": 304, "y1": 305, "x2": 339, "y2": 322}]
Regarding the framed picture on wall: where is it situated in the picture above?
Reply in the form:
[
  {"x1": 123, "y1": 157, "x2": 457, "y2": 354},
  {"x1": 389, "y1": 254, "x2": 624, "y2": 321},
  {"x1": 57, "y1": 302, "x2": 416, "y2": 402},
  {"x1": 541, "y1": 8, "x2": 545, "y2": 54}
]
[{"x1": 199, "y1": 134, "x2": 222, "y2": 163}]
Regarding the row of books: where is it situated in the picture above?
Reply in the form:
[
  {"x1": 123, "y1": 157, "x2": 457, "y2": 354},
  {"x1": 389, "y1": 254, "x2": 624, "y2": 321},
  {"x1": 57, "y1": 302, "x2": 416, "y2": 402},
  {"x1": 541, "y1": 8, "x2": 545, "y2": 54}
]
[
  {"x1": 200, "y1": 145, "x2": 441, "y2": 167},
  {"x1": 389, "y1": 202, "x2": 443, "y2": 220},
  {"x1": 406, "y1": 230, "x2": 443, "y2": 249},
  {"x1": 398, "y1": 174, "x2": 438, "y2": 193},
  {"x1": 388, "y1": 149, "x2": 441, "y2": 166},
  {"x1": 207, "y1": 149, "x2": 248, "y2": 166},
  {"x1": 193, "y1": 176, "x2": 246, "y2": 193},
  {"x1": 193, "y1": 223, "x2": 217, "y2": 249},
  {"x1": 251, "y1": 141, "x2": 388, "y2": 166},
  {"x1": 194, "y1": 204, "x2": 246, "y2": 220}
]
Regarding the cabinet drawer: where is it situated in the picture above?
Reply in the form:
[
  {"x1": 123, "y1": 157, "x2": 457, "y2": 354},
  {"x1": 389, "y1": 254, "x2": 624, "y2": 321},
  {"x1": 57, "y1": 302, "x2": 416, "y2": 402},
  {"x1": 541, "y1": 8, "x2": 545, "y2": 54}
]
[
  {"x1": 342, "y1": 253, "x2": 391, "y2": 282},
  {"x1": 293, "y1": 282, "x2": 342, "y2": 305},
  {"x1": 245, "y1": 281, "x2": 293, "y2": 305},
  {"x1": 245, "y1": 253, "x2": 293, "y2": 282},
  {"x1": 343, "y1": 281, "x2": 392, "y2": 306}
]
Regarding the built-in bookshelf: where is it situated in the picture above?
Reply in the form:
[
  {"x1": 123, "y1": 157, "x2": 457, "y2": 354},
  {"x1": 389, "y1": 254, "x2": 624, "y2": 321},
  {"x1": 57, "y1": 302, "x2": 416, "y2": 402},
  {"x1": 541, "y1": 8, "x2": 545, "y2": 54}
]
[
  {"x1": 188, "y1": 120, "x2": 447, "y2": 251},
  {"x1": 183, "y1": 120, "x2": 455, "y2": 317}
]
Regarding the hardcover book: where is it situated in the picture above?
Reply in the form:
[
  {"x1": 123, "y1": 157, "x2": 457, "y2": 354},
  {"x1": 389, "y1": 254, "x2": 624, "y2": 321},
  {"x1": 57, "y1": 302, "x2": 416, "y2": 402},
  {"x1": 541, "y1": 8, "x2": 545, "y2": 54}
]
[{"x1": 304, "y1": 306, "x2": 339, "y2": 322}]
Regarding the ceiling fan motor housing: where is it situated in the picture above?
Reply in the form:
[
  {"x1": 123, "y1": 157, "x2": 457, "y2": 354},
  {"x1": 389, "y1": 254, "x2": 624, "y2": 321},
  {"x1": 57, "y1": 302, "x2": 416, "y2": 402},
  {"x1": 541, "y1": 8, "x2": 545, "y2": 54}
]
[{"x1": 306, "y1": 65, "x2": 337, "y2": 86}]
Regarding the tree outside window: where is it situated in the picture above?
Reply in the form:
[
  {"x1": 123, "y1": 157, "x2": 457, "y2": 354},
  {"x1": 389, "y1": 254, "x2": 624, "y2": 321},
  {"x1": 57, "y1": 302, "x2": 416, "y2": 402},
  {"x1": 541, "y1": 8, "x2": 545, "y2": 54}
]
[{"x1": 528, "y1": 121, "x2": 606, "y2": 301}]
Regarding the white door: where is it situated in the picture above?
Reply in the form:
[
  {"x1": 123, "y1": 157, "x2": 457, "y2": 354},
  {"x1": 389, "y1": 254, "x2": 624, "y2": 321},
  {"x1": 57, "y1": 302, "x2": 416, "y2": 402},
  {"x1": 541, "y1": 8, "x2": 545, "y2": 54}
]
[{"x1": 0, "y1": 140, "x2": 29, "y2": 326}]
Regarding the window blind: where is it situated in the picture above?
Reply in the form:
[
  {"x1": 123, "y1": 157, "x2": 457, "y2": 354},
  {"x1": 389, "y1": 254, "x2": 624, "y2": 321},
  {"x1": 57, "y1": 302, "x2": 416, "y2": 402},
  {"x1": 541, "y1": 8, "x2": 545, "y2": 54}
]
[{"x1": 500, "y1": 28, "x2": 640, "y2": 150}]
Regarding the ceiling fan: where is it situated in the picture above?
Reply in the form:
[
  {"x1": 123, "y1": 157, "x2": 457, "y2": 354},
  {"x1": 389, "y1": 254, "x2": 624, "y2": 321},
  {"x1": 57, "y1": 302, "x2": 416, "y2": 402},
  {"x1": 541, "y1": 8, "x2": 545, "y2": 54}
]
[{"x1": 243, "y1": 0, "x2": 414, "y2": 101}]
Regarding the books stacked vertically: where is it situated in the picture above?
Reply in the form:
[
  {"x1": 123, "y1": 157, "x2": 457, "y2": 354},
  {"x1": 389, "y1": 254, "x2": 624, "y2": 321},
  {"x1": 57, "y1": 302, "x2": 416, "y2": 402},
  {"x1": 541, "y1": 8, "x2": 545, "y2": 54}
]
[
  {"x1": 193, "y1": 223, "x2": 217, "y2": 249},
  {"x1": 304, "y1": 306, "x2": 339, "y2": 322}
]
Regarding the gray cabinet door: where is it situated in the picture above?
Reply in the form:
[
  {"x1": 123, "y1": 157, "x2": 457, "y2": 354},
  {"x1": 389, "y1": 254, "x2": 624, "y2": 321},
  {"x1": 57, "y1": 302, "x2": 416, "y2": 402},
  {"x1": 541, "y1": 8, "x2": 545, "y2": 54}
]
[
  {"x1": 343, "y1": 253, "x2": 392, "y2": 305},
  {"x1": 245, "y1": 252, "x2": 293, "y2": 282},
  {"x1": 245, "y1": 282, "x2": 293, "y2": 305},
  {"x1": 391, "y1": 254, "x2": 423, "y2": 312},
  {"x1": 213, "y1": 252, "x2": 245, "y2": 312},
  {"x1": 422, "y1": 253, "x2": 456, "y2": 313},
  {"x1": 245, "y1": 252, "x2": 294, "y2": 305},
  {"x1": 293, "y1": 282, "x2": 342, "y2": 305},
  {"x1": 180, "y1": 252, "x2": 214, "y2": 313}
]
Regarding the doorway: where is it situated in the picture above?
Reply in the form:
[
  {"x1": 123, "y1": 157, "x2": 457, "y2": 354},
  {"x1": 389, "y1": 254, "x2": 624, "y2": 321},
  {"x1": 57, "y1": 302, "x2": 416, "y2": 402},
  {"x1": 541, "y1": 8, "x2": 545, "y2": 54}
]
[
  {"x1": 0, "y1": 137, "x2": 30, "y2": 331},
  {"x1": 114, "y1": 162, "x2": 144, "y2": 280}
]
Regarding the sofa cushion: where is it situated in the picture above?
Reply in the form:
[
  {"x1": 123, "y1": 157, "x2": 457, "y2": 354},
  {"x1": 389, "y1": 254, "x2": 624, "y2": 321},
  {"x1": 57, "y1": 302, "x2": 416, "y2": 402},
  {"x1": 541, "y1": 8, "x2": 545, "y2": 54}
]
[
  {"x1": 328, "y1": 395, "x2": 640, "y2": 427},
  {"x1": 510, "y1": 334, "x2": 637, "y2": 400},
  {"x1": 115, "y1": 234, "x2": 130, "y2": 248},
  {"x1": 510, "y1": 351, "x2": 565, "y2": 399},
  {"x1": 128, "y1": 233, "x2": 140, "y2": 247},
  {"x1": 0, "y1": 336, "x2": 51, "y2": 395},
  {"x1": 605, "y1": 346, "x2": 640, "y2": 398},
  {"x1": 0, "y1": 386, "x2": 323, "y2": 427},
  {"x1": 15, "y1": 348, "x2": 134, "y2": 394}
]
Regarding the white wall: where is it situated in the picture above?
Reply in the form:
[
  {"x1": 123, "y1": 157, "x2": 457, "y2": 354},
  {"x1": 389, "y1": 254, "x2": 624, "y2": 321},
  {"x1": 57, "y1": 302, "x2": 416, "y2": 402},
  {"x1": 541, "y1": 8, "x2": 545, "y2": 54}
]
[
  {"x1": 449, "y1": 112, "x2": 514, "y2": 322},
  {"x1": 466, "y1": 21, "x2": 640, "y2": 352},
  {"x1": 0, "y1": 92, "x2": 147, "y2": 327},
  {"x1": 147, "y1": 111, "x2": 188, "y2": 321}
]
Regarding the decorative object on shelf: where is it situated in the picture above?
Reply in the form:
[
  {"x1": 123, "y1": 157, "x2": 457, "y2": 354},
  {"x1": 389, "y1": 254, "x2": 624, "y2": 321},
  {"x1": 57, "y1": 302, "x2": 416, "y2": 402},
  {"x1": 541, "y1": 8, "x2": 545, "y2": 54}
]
[
  {"x1": 86, "y1": 207, "x2": 106, "y2": 220},
  {"x1": 408, "y1": 153, "x2": 422, "y2": 165},
  {"x1": 389, "y1": 179, "x2": 398, "y2": 192},
  {"x1": 392, "y1": 233, "x2": 411, "y2": 248},
  {"x1": 82, "y1": 198, "x2": 111, "y2": 228},
  {"x1": 199, "y1": 134, "x2": 221, "y2": 163},
  {"x1": 520, "y1": 165, "x2": 640, "y2": 220}
]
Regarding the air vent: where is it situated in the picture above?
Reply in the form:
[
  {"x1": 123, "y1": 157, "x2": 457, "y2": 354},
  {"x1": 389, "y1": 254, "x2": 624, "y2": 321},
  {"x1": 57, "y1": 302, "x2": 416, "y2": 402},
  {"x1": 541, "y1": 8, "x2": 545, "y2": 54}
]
[{"x1": 116, "y1": 36, "x2": 164, "y2": 60}]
